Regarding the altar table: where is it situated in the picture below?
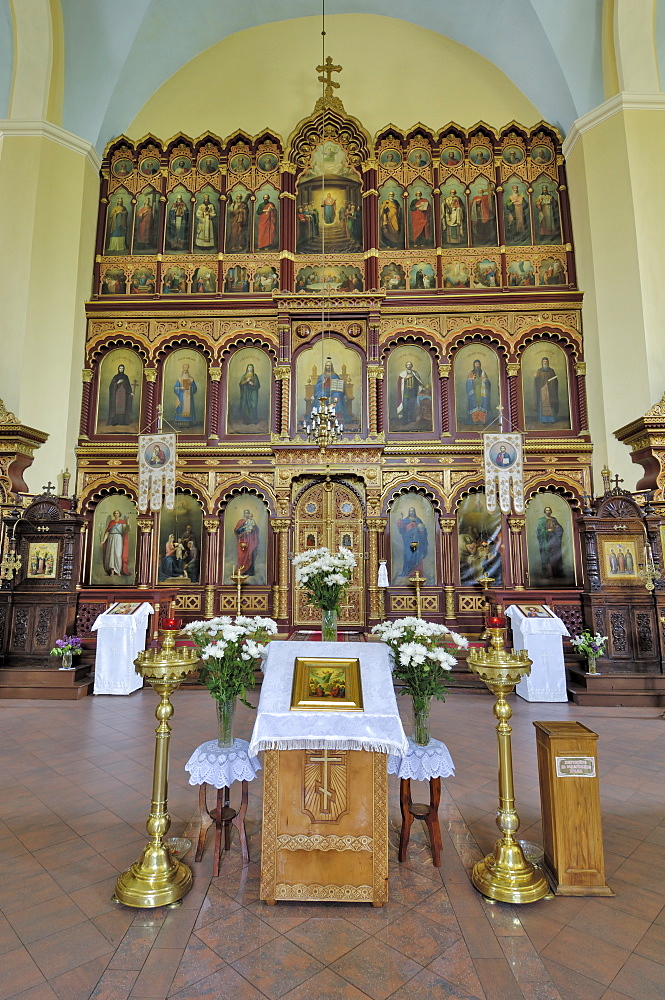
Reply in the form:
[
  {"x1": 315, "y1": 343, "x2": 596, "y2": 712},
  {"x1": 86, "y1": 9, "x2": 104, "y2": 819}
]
[
  {"x1": 251, "y1": 641, "x2": 407, "y2": 906},
  {"x1": 507, "y1": 605, "x2": 569, "y2": 703},
  {"x1": 91, "y1": 603, "x2": 152, "y2": 696}
]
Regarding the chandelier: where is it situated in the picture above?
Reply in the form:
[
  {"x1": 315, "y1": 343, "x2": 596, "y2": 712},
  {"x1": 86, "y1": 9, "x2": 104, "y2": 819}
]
[{"x1": 305, "y1": 1, "x2": 343, "y2": 455}]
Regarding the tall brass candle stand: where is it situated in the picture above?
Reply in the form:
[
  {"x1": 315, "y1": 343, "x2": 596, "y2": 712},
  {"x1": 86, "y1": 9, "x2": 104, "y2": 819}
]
[
  {"x1": 467, "y1": 627, "x2": 550, "y2": 904},
  {"x1": 114, "y1": 628, "x2": 200, "y2": 908},
  {"x1": 409, "y1": 570, "x2": 426, "y2": 618}
]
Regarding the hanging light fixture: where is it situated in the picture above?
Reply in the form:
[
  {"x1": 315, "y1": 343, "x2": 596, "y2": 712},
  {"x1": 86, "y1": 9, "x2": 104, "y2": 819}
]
[{"x1": 304, "y1": 1, "x2": 344, "y2": 456}]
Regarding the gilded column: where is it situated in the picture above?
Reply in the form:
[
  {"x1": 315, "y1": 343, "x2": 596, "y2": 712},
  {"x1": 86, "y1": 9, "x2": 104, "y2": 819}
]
[
  {"x1": 270, "y1": 519, "x2": 291, "y2": 623},
  {"x1": 203, "y1": 517, "x2": 220, "y2": 619},
  {"x1": 439, "y1": 517, "x2": 457, "y2": 622},
  {"x1": 366, "y1": 517, "x2": 387, "y2": 624},
  {"x1": 508, "y1": 517, "x2": 526, "y2": 590},
  {"x1": 367, "y1": 365, "x2": 383, "y2": 437},
  {"x1": 143, "y1": 367, "x2": 157, "y2": 433},
  {"x1": 136, "y1": 516, "x2": 155, "y2": 589},
  {"x1": 208, "y1": 366, "x2": 222, "y2": 442},
  {"x1": 438, "y1": 364, "x2": 450, "y2": 435},
  {"x1": 575, "y1": 361, "x2": 589, "y2": 432},
  {"x1": 80, "y1": 369, "x2": 93, "y2": 438},
  {"x1": 506, "y1": 362, "x2": 520, "y2": 432},
  {"x1": 274, "y1": 366, "x2": 291, "y2": 438}
]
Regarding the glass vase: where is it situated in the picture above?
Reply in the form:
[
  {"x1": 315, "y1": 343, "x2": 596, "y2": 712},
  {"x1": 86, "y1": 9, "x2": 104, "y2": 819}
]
[
  {"x1": 216, "y1": 698, "x2": 236, "y2": 748},
  {"x1": 321, "y1": 609, "x2": 338, "y2": 642},
  {"x1": 60, "y1": 649, "x2": 73, "y2": 670},
  {"x1": 586, "y1": 655, "x2": 599, "y2": 675},
  {"x1": 412, "y1": 697, "x2": 431, "y2": 746}
]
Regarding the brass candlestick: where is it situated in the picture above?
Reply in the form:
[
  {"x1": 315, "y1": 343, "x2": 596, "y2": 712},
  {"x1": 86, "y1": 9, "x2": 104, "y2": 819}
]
[
  {"x1": 409, "y1": 571, "x2": 426, "y2": 618},
  {"x1": 114, "y1": 629, "x2": 200, "y2": 908},
  {"x1": 231, "y1": 565, "x2": 247, "y2": 615},
  {"x1": 466, "y1": 627, "x2": 550, "y2": 904}
]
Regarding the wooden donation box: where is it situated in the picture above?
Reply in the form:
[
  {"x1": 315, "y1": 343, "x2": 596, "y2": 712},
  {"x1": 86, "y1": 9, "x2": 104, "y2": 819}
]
[
  {"x1": 250, "y1": 641, "x2": 407, "y2": 906},
  {"x1": 533, "y1": 721, "x2": 613, "y2": 896}
]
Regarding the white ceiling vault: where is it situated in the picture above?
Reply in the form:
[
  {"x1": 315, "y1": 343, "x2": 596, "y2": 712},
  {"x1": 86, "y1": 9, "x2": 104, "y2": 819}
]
[{"x1": 55, "y1": 0, "x2": 609, "y2": 150}]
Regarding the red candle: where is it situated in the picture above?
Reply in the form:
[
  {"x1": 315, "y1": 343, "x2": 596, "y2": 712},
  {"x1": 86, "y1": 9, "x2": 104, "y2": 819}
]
[
  {"x1": 488, "y1": 616, "x2": 505, "y2": 627},
  {"x1": 162, "y1": 618, "x2": 181, "y2": 629}
]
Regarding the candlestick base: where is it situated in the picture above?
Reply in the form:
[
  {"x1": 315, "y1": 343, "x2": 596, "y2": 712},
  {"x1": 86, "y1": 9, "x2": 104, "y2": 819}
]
[
  {"x1": 472, "y1": 839, "x2": 549, "y2": 904},
  {"x1": 114, "y1": 843, "x2": 192, "y2": 908}
]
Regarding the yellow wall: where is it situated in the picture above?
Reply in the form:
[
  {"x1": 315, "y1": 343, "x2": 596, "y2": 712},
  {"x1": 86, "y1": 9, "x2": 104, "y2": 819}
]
[
  {"x1": 129, "y1": 14, "x2": 540, "y2": 143},
  {"x1": 0, "y1": 133, "x2": 98, "y2": 489}
]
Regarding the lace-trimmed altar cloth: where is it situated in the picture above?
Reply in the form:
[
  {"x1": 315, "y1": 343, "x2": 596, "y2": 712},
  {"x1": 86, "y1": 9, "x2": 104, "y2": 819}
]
[
  {"x1": 387, "y1": 736, "x2": 455, "y2": 781},
  {"x1": 185, "y1": 739, "x2": 261, "y2": 789},
  {"x1": 91, "y1": 603, "x2": 153, "y2": 695},
  {"x1": 248, "y1": 640, "x2": 408, "y2": 757}
]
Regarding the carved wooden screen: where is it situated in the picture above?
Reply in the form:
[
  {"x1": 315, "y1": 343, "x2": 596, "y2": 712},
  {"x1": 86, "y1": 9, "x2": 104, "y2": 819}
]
[{"x1": 293, "y1": 480, "x2": 365, "y2": 627}]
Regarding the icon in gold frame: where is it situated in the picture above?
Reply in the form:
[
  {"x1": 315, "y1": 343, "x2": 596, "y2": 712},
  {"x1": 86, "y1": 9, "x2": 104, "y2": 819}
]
[{"x1": 290, "y1": 657, "x2": 364, "y2": 712}]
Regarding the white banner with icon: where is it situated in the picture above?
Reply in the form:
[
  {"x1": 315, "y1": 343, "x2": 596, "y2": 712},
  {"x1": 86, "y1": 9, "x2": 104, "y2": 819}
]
[
  {"x1": 483, "y1": 432, "x2": 524, "y2": 514},
  {"x1": 138, "y1": 433, "x2": 176, "y2": 512}
]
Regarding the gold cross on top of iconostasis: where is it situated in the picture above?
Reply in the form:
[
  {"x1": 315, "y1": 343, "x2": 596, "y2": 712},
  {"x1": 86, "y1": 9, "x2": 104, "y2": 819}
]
[{"x1": 316, "y1": 56, "x2": 342, "y2": 98}]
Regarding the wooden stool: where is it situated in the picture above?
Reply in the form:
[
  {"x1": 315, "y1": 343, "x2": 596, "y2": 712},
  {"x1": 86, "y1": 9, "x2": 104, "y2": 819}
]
[
  {"x1": 195, "y1": 780, "x2": 249, "y2": 876},
  {"x1": 399, "y1": 776, "x2": 442, "y2": 867},
  {"x1": 388, "y1": 736, "x2": 455, "y2": 869},
  {"x1": 185, "y1": 738, "x2": 260, "y2": 877}
]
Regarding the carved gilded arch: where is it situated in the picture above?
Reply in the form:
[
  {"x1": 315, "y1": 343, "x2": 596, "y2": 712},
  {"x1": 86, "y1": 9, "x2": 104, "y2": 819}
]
[
  {"x1": 286, "y1": 108, "x2": 372, "y2": 171},
  {"x1": 381, "y1": 479, "x2": 446, "y2": 518},
  {"x1": 214, "y1": 479, "x2": 276, "y2": 516}
]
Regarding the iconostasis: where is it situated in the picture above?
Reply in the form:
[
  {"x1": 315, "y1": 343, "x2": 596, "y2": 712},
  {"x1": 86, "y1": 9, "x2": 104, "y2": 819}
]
[{"x1": 77, "y1": 100, "x2": 589, "y2": 634}]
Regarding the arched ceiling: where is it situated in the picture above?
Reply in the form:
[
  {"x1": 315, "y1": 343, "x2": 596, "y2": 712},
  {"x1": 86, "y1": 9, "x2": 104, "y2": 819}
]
[{"x1": 4, "y1": 1, "x2": 606, "y2": 148}]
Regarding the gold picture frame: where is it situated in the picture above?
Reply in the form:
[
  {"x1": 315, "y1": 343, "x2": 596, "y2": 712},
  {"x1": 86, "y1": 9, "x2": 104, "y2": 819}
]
[
  {"x1": 516, "y1": 604, "x2": 554, "y2": 618},
  {"x1": 290, "y1": 657, "x2": 364, "y2": 712},
  {"x1": 598, "y1": 535, "x2": 642, "y2": 585}
]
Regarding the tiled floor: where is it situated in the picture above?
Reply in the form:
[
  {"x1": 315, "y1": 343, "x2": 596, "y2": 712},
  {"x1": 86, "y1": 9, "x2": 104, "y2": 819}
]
[{"x1": 0, "y1": 690, "x2": 663, "y2": 1000}]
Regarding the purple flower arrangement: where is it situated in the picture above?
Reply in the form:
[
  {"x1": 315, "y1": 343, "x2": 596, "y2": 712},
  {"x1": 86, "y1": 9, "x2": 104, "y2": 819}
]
[{"x1": 50, "y1": 635, "x2": 83, "y2": 656}]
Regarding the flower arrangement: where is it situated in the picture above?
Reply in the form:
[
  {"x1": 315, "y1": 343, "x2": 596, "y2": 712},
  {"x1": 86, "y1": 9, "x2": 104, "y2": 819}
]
[
  {"x1": 49, "y1": 635, "x2": 83, "y2": 657},
  {"x1": 570, "y1": 630, "x2": 607, "y2": 660},
  {"x1": 180, "y1": 615, "x2": 278, "y2": 706},
  {"x1": 291, "y1": 546, "x2": 357, "y2": 612}
]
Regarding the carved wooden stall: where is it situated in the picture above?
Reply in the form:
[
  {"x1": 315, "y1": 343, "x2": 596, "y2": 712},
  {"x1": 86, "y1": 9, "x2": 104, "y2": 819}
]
[{"x1": 73, "y1": 66, "x2": 595, "y2": 675}]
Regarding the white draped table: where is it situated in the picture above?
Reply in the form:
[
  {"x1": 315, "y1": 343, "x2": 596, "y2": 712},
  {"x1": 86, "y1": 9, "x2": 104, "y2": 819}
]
[
  {"x1": 91, "y1": 603, "x2": 153, "y2": 695},
  {"x1": 254, "y1": 640, "x2": 406, "y2": 906},
  {"x1": 507, "y1": 605, "x2": 569, "y2": 703}
]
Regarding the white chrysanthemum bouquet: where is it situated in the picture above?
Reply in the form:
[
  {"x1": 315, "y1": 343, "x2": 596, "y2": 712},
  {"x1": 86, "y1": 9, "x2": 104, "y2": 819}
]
[
  {"x1": 291, "y1": 546, "x2": 357, "y2": 612},
  {"x1": 371, "y1": 617, "x2": 469, "y2": 713},
  {"x1": 181, "y1": 615, "x2": 278, "y2": 707}
]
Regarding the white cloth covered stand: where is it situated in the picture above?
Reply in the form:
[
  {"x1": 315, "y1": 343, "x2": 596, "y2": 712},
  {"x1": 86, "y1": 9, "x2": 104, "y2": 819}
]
[
  {"x1": 388, "y1": 737, "x2": 455, "y2": 781},
  {"x1": 91, "y1": 603, "x2": 153, "y2": 695},
  {"x1": 506, "y1": 605, "x2": 569, "y2": 703},
  {"x1": 185, "y1": 739, "x2": 261, "y2": 789}
]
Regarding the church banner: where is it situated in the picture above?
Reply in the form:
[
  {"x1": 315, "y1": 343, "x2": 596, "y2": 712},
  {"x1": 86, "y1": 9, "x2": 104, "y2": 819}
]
[
  {"x1": 483, "y1": 432, "x2": 524, "y2": 514},
  {"x1": 138, "y1": 433, "x2": 176, "y2": 512}
]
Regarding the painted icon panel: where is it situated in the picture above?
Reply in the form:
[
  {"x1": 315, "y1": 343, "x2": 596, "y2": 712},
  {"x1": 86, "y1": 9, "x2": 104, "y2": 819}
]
[
  {"x1": 503, "y1": 177, "x2": 531, "y2": 246},
  {"x1": 390, "y1": 492, "x2": 436, "y2": 585},
  {"x1": 96, "y1": 348, "x2": 142, "y2": 434},
  {"x1": 454, "y1": 342, "x2": 500, "y2": 432},
  {"x1": 296, "y1": 140, "x2": 362, "y2": 254},
  {"x1": 162, "y1": 348, "x2": 207, "y2": 434},
  {"x1": 468, "y1": 177, "x2": 497, "y2": 247},
  {"x1": 441, "y1": 179, "x2": 467, "y2": 247},
  {"x1": 521, "y1": 341, "x2": 571, "y2": 431},
  {"x1": 226, "y1": 347, "x2": 272, "y2": 435},
  {"x1": 378, "y1": 182, "x2": 405, "y2": 249},
  {"x1": 406, "y1": 181, "x2": 434, "y2": 249},
  {"x1": 165, "y1": 185, "x2": 191, "y2": 252},
  {"x1": 222, "y1": 494, "x2": 269, "y2": 584},
  {"x1": 457, "y1": 493, "x2": 503, "y2": 586},
  {"x1": 192, "y1": 265, "x2": 216, "y2": 293},
  {"x1": 532, "y1": 175, "x2": 562, "y2": 244},
  {"x1": 296, "y1": 340, "x2": 362, "y2": 434},
  {"x1": 158, "y1": 493, "x2": 202, "y2": 584},
  {"x1": 133, "y1": 187, "x2": 159, "y2": 254},
  {"x1": 538, "y1": 257, "x2": 566, "y2": 285},
  {"x1": 139, "y1": 156, "x2": 161, "y2": 176},
  {"x1": 105, "y1": 188, "x2": 133, "y2": 254},
  {"x1": 387, "y1": 344, "x2": 433, "y2": 432},
  {"x1": 193, "y1": 186, "x2": 219, "y2": 252},
  {"x1": 380, "y1": 262, "x2": 406, "y2": 290},
  {"x1": 507, "y1": 259, "x2": 535, "y2": 286},
  {"x1": 525, "y1": 492, "x2": 576, "y2": 587},
  {"x1": 90, "y1": 495, "x2": 137, "y2": 586},
  {"x1": 197, "y1": 154, "x2": 219, "y2": 174},
  {"x1": 380, "y1": 148, "x2": 402, "y2": 167},
  {"x1": 254, "y1": 184, "x2": 280, "y2": 252},
  {"x1": 225, "y1": 183, "x2": 252, "y2": 253}
]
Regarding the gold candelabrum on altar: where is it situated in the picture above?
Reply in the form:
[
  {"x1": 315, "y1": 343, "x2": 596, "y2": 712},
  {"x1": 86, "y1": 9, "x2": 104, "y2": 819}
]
[
  {"x1": 466, "y1": 626, "x2": 550, "y2": 904},
  {"x1": 114, "y1": 627, "x2": 200, "y2": 908}
]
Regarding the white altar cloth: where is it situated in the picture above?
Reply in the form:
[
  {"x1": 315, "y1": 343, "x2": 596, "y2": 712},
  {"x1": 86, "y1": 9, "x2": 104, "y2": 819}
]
[
  {"x1": 248, "y1": 641, "x2": 408, "y2": 757},
  {"x1": 506, "y1": 605, "x2": 569, "y2": 703},
  {"x1": 91, "y1": 603, "x2": 153, "y2": 696}
]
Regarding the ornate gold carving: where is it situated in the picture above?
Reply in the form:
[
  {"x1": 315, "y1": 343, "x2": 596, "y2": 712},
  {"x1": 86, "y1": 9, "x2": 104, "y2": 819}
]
[
  {"x1": 172, "y1": 594, "x2": 201, "y2": 611},
  {"x1": 276, "y1": 834, "x2": 372, "y2": 852},
  {"x1": 373, "y1": 752, "x2": 389, "y2": 906},
  {"x1": 204, "y1": 585, "x2": 215, "y2": 618},
  {"x1": 203, "y1": 517, "x2": 219, "y2": 533},
  {"x1": 219, "y1": 593, "x2": 269, "y2": 612},
  {"x1": 508, "y1": 517, "x2": 526, "y2": 533},
  {"x1": 366, "y1": 365, "x2": 384, "y2": 380},
  {"x1": 273, "y1": 366, "x2": 291, "y2": 381},
  {"x1": 405, "y1": 457, "x2": 420, "y2": 465},
  {"x1": 390, "y1": 594, "x2": 439, "y2": 612},
  {"x1": 260, "y1": 749, "x2": 278, "y2": 903},
  {"x1": 366, "y1": 518, "x2": 387, "y2": 531},
  {"x1": 81, "y1": 370, "x2": 94, "y2": 385},
  {"x1": 445, "y1": 586, "x2": 456, "y2": 618},
  {"x1": 136, "y1": 518, "x2": 153, "y2": 534},
  {"x1": 270, "y1": 519, "x2": 291, "y2": 531},
  {"x1": 506, "y1": 363, "x2": 520, "y2": 378},
  {"x1": 209, "y1": 367, "x2": 222, "y2": 382},
  {"x1": 438, "y1": 364, "x2": 451, "y2": 378},
  {"x1": 143, "y1": 368, "x2": 157, "y2": 382},
  {"x1": 439, "y1": 518, "x2": 456, "y2": 533},
  {"x1": 274, "y1": 883, "x2": 373, "y2": 902},
  {"x1": 458, "y1": 595, "x2": 488, "y2": 612},
  {"x1": 574, "y1": 362, "x2": 587, "y2": 377}
]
